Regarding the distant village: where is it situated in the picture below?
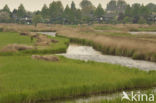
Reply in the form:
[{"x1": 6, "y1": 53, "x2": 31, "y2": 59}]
[{"x1": 0, "y1": 0, "x2": 156, "y2": 25}]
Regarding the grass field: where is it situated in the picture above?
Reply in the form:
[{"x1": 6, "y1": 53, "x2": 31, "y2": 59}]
[
  {"x1": 0, "y1": 56, "x2": 156, "y2": 103},
  {"x1": 0, "y1": 32, "x2": 69, "y2": 55},
  {"x1": 0, "y1": 32, "x2": 35, "y2": 49},
  {"x1": 0, "y1": 24, "x2": 156, "y2": 103}
]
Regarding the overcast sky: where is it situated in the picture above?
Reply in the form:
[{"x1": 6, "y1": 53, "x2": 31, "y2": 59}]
[{"x1": 0, "y1": 0, "x2": 156, "y2": 11}]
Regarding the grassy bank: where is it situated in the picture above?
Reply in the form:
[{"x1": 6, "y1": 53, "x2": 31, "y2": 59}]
[
  {"x1": 0, "y1": 32, "x2": 35, "y2": 49},
  {"x1": 0, "y1": 32, "x2": 69, "y2": 56},
  {"x1": 57, "y1": 34, "x2": 156, "y2": 62},
  {"x1": 52, "y1": 24, "x2": 156, "y2": 62},
  {"x1": 0, "y1": 56, "x2": 156, "y2": 103}
]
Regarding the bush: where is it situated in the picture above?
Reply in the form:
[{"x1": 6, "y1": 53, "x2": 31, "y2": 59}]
[
  {"x1": 132, "y1": 52, "x2": 145, "y2": 60},
  {"x1": 0, "y1": 28, "x2": 3, "y2": 32}
]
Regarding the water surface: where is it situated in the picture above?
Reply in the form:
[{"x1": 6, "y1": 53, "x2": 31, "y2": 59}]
[
  {"x1": 61, "y1": 44, "x2": 156, "y2": 71},
  {"x1": 37, "y1": 32, "x2": 56, "y2": 37},
  {"x1": 129, "y1": 32, "x2": 156, "y2": 35}
]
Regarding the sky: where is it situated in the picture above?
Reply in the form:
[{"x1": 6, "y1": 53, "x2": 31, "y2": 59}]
[{"x1": 0, "y1": 0, "x2": 156, "y2": 11}]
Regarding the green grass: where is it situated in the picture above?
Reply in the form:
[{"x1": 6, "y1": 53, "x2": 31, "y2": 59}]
[
  {"x1": 0, "y1": 32, "x2": 69, "y2": 55},
  {"x1": 0, "y1": 56, "x2": 156, "y2": 103},
  {"x1": 20, "y1": 36, "x2": 69, "y2": 55},
  {"x1": 0, "y1": 32, "x2": 35, "y2": 49},
  {"x1": 129, "y1": 27, "x2": 156, "y2": 32},
  {"x1": 94, "y1": 26, "x2": 120, "y2": 31},
  {"x1": 105, "y1": 32, "x2": 131, "y2": 37}
]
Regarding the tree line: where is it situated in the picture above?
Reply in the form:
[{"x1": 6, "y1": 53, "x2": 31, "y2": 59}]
[{"x1": 0, "y1": 0, "x2": 156, "y2": 25}]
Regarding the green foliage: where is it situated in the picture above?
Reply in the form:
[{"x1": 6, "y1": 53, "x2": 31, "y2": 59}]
[
  {"x1": 41, "y1": 4, "x2": 49, "y2": 18},
  {"x1": 71, "y1": 1, "x2": 76, "y2": 11},
  {"x1": 138, "y1": 17, "x2": 147, "y2": 24},
  {"x1": 80, "y1": 0, "x2": 95, "y2": 19},
  {"x1": 0, "y1": 55, "x2": 156, "y2": 103},
  {"x1": 17, "y1": 4, "x2": 26, "y2": 18},
  {"x1": 63, "y1": 2, "x2": 81, "y2": 24},
  {"x1": 124, "y1": 3, "x2": 151, "y2": 23},
  {"x1": 0, "y1": 11, "x2": 10, "y2": 23},
  {"x1": 32, "y1": 14, "x2": 43, "y2": 26},
  {"x1": 95, "y1": 4, "x2": 105, "y2": 17},
  {"x1": 106, "y1": 0, "x2": 117, "y2": 12},
  {"x1": 146, "y1": 3, "x2": 156, "y2": 12},
  {"x1": 0, "y1": 28, "x2": 3, "y2": 32},
  {"x1": 123, "y1": 16, "x2": 132, "y2": 23},
  {"x1": 2, "y1": 5, "x2": 10, "y2": 13},
  {"x1": 49, "y1": 1, "x2": 64, "y2": 23},
  {"x1": 0, "y1": 0, "x2": 156, "y2": 24}
]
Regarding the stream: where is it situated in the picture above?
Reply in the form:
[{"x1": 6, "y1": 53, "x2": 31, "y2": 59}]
[
  {"x1": 129, "y1": 32, "x2": 156, "y2": 35},
  {"x1": 60, "y1": 44, "x2": 156, "y2": 71},
  {"x1": 41, "y1": 32, "x2": 156, "y2": 103}
]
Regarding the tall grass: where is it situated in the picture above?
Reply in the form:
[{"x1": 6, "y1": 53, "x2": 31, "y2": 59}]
[
  {"x1": 0, "y1": 56, "x2": 156, "y2": 103},
  {"x1": 54, "y1": 24, "x2": 156, "y2": 62}
]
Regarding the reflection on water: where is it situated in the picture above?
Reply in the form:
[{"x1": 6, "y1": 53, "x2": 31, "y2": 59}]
[{"x1": 61, "y1": 44, "x2": 156, "y2": 71}]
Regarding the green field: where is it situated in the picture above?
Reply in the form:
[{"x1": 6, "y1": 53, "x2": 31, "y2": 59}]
[
  {"x1": 0, "y1": 56, "x2": 156, "y2": 103},
  {"x1": 0, "y1": 32, "x2": 69, "y2": 55},
  {"x1": 0, "y1": 32, "x2": 35, "y2": 49},
  {"x1": 0, "y1": 31, "x2": 156, "y2": 103}
]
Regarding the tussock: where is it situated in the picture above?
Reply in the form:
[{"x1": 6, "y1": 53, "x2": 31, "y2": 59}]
[
  {"x1": 32, "y1": 55, "x2": 59, "y2": 62},
  {"x1": 35, "y1": 35, "x2": 52, "y2": 46},
  {"x1": 20, "y1": 32, "x2": 29, "y2": 36},
  {"x1": 0, "y1": 44, "x2": 34, "y2": 52}
]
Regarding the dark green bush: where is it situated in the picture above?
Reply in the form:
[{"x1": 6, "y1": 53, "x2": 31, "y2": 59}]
[{"x1": 0, "y1": 28, "x2": 3, "y2": 32}]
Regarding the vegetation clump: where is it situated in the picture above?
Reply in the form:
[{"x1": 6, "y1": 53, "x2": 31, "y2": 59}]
[
  {"x1": 32, "y1": 55, "x2": 59, "y2": 62},
  {"x1": 0, "y1": 44, "x2": 34, "y2": 52}
]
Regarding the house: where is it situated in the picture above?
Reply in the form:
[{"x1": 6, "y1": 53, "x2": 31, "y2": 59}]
[
  {"x1": 19, "y1": 16, "x2": 32, "y2": 24},
  {"x1": 95, "y1": 13, "x2": 117, "y2": 23},
  {"x1": 149, "y1": 13, "x2": 156, "y2": 23}
]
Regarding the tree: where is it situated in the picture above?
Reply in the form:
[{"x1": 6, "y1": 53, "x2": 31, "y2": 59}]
[
  {"x1": 17, "y1": 4, "x2": 26, "y2": 18},
  {"x1": 70, "y1": 1, "x2": 81, "y2": 24},
  {"x1": 125, "y1": 5, "x2": 132, "y2": 17},
  {"x1": 117, "y1": 0, "x2": 127, "y2": 13},
  {"x1": 80, "y1": 0, "x2": 95, "y2": 23},
  {"x1": 41, "y1": 4, "x2": 49, "y2": 18},
  {"x1": 32, "y1": 14, "x2": 43, "y2": 26},
  {"x1": 123, "y1": 16, "x2": 132, "y2": 23},
  {"x1": 138, "y1": 17, "x2": 147, "y2": 24},
  {"x1": 80, "y1": 0, "x2": 95, "y2": 17},
  {"x1": 95, "y1": 4, "x2": 105, "y2": 17},
  {"x1": 63, "y1": 5, "x2": 72, "y2": 24},
  {"x1": 146, "y1": 3, "x2": 156, "y2": 12},
  {"x1": 49, "y1": 1, "x2": 64, "y2": 23},
  {"x1": 2, "y1": 5, "x2": 10, "y2": 13},
  {"x1": 71, "y1": 1, "x2": 76, "y2": 11},
  {"x1": 0, "y1": 11, "x2": 10, "y2": 23},
  {"x1": 106, "y1": 0, "x2": 117, "y2": 13}
]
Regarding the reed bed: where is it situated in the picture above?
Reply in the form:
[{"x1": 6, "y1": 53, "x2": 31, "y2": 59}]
[{"x1": 54, "y1": 25, "x2": 156, "y2": 62}]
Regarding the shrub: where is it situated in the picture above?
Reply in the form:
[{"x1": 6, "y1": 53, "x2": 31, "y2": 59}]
[
  {"x1": 132, "y1": 52, "x2": 145, "y2": 60},
  {"x1": 0, "y1": 28, "x2": 3, "y2": 32}
]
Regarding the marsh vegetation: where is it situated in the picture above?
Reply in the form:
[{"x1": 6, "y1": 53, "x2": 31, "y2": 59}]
[{"x1": 0, "y1": 24, "x2": 156, "y2": 103}]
